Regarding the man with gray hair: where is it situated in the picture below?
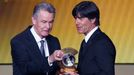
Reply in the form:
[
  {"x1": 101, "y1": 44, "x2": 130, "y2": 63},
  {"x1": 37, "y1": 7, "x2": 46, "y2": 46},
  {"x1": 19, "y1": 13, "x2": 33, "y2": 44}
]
[{"x1": 11, "y1": 2, "x2": 63, "y2": 75}]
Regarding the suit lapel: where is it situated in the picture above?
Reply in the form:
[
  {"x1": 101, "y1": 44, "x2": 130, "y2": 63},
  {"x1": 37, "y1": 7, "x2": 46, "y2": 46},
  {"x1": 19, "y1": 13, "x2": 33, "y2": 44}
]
[
  {"x1": 46, "y1": 35, "x2": 53, "y2": 55},
  {"x1": 86, "y1": 28, "x2": 102, "y2": 46},
  {"x1": 78, "y1": 28, "x2": 103, "y2": 69},
  {"x1": 81, "y1": 28, "x2": 102, "y2": 57},
  {"x1": 24, "y1": 26, "x2": 44, "y2": 63}
]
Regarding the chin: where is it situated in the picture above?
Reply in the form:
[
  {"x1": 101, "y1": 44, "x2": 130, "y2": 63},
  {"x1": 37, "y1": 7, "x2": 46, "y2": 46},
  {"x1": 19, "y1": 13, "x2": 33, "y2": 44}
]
[
  {"x1": 42, "y1": 34, "x2": 49, "y2": 37},
  {"x1": 77, "y1": 31, "x2": 83, "y2": 34}
]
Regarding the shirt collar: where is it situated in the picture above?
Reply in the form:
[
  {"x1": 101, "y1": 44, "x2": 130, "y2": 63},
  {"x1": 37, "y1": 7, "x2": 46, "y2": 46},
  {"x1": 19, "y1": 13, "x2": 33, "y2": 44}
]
[
  {"x1": 85, "y1": 26, "x2": 99, "y2": 43},
  {"x1": 30, "y1": 26, "x2": 46, "y2": 43}
]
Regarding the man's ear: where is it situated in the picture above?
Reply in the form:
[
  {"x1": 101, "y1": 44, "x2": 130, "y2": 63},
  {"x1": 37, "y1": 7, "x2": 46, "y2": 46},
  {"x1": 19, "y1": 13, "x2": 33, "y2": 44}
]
[
  {"x1": 91, "y1": 18, "x2": 96, "y2": 24},
  {"x1": 32, "y1": 16, "x2": 36, "y2": 25}
]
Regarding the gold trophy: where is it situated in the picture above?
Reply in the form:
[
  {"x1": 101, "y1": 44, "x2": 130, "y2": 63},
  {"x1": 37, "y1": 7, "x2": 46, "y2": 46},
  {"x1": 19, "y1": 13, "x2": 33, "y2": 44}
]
[{"x1": 57, "y1": 47, "x2": 78, "y2": 75}]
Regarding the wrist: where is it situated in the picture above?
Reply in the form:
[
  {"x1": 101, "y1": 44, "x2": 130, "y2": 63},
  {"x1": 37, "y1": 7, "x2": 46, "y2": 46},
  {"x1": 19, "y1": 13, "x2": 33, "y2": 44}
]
[
  {"x1": 48, "y1": 57, "x2": 53, "y2": 66},
  {"x1": 48, "y1": 55, "x2": 54, "y2": 62}
]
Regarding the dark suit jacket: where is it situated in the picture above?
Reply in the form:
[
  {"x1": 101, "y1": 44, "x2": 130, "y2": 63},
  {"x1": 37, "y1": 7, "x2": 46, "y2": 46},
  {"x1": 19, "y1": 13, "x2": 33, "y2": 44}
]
[
  {"x1": 11, "y1": 26, "x2": 61, "y2": 75},
  {"x1": 77, "y1": 28, "x2": 116, "y2": 75}
]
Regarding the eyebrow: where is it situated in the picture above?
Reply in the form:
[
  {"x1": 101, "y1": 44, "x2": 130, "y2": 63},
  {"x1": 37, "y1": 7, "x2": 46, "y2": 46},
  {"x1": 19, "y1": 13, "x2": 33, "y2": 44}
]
[{"x1": 75, "y1": 16, "x2": 84, "y2": 19}]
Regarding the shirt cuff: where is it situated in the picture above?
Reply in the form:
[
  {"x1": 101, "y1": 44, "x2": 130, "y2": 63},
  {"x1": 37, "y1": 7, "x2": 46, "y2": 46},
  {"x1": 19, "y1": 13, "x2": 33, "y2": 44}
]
[{"x1": 48, "y1": 57, "x2": 53, "y2": 66}]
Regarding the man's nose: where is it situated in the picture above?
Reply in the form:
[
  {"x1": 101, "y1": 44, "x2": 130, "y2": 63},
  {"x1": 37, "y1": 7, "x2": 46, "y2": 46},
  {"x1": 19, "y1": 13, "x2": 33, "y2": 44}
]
[
  {"x1": 46, "y1": 23, "x2": 50, "y2": 28},
  {"x1": 75, "y1": 18, "x2": 79, "y2": 25}
]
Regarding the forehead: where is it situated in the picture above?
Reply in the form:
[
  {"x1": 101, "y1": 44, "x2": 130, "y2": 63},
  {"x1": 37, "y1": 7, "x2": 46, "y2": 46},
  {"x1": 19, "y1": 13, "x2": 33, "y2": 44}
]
[
  {"x1": 39, "y1": 10, "x2": 54, "y2": 16},
  {"x1": 36, "y1": 10, "x2": 54, "y2": 21}
]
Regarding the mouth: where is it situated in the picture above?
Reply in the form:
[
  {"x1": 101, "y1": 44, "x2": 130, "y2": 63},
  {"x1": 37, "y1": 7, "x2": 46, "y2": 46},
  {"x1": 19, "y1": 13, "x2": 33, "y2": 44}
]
[
  {"x1": 42, "y1": 29, "x2": 49, "y2": 32},
  {"x1": 77, "y1": 26, "x2": 81, "y2": 30}
]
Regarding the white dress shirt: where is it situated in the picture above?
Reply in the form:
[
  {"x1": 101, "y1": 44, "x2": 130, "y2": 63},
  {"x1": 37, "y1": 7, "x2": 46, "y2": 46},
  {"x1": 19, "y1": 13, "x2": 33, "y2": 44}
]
[
  {"x1": 30, "y1": 26, "x2": 53, "y2": 66},
  {"x1": 30, "y1": 26, "x2": 50, "y2": 57},
  {"x1": 84, "y1": 26, "x2": 99, "y2": 43}
]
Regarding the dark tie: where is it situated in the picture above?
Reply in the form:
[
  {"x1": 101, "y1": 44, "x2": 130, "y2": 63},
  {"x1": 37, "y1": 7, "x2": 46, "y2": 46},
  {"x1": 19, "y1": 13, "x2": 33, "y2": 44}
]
[
  {"x1": 40, "y1": 40, "x2": 45, "y2": 58},
  {"x1": 81, "y1": 39, "x2": 86, "y2": 48},
  {"x1": 40, "y1": 40, "x2": 48, "y2": 74},
  {"x1": 77, "y1": 39, "x2": 86, "y2": 70},
  {"x1": 79, "y1": 39, "x2": 86, "y2": 60},
  {"x1": 80, "y1": 39, "x2": 86, "y2": 53}
]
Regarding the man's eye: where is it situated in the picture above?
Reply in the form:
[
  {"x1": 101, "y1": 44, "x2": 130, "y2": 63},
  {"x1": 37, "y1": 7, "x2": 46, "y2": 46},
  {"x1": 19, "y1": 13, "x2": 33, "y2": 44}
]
[
  {"x1": 49, "y1": 20, "x2": 54, "y2": 23},
  {"x1": 41, "y1": 21, "x2": 47, "y2": 23},
  {"x1": 75, "y1": 16, "x2": 83, "y2": 20},
  {"x1": 49, "y1": 21, "x2": 53, "y2": 24}
]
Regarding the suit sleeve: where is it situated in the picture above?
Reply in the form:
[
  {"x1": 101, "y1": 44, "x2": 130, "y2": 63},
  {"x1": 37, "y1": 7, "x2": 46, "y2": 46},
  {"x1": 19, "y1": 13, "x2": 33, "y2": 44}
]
[
  {"x1": 47, "y1": 37, "x2": 61, "y2": 74},
  {"x1": 94, "y1": 38, "x2": 116, "y2": 75}
]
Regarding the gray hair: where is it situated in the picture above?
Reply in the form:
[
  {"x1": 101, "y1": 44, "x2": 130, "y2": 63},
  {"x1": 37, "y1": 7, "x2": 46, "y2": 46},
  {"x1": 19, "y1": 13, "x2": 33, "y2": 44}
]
[{"x1": 32, "y1": 2, "x2": 55, "y2": 18}]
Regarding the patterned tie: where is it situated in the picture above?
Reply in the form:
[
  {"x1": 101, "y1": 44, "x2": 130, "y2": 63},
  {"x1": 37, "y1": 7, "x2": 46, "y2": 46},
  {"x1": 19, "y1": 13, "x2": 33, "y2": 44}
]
[
  {"x1": 40, "y1": 40, "x2": 45, "y2": 58},
  {"x1": 40, "y1": 40, "x2": 49, "y2": 75}
]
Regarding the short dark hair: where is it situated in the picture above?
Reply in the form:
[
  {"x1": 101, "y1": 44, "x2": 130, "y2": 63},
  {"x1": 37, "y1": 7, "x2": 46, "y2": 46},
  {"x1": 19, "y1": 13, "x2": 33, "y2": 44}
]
[
  {"x1": 33, "y1": 2, "x2": 55, "y2": 17},
  {"x1": 72, "y1": 1, "x2": 100, "y2": 26}
]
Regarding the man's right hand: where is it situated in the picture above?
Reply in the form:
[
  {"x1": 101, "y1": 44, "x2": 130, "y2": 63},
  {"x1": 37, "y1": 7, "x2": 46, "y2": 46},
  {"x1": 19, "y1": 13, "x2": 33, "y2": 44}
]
[{"x1": 48, "y1": 50, "x2": 64, "y2": 62}]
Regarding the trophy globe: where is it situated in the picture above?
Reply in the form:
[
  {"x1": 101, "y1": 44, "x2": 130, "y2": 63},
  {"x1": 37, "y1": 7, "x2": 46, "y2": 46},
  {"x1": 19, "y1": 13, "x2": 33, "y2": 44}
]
[{"x1": 58, "y1": 47, "x2": 78, "y2": 74}]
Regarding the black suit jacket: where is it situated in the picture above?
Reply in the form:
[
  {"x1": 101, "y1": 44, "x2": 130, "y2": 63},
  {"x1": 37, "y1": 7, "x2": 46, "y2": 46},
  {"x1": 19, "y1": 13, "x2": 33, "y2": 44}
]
[
  {"x1": 11, "y1": 26, "x2": 61, "y2": 75},
  {"x1": 77, "y1": 28, "x2": 116, "y2": 75}
]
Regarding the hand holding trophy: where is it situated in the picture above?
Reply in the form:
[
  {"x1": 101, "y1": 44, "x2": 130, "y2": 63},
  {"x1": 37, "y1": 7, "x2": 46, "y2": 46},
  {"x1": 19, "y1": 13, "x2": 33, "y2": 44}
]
[{"x1": 57, "y1": 47, "x2": 78, "y2": 75}]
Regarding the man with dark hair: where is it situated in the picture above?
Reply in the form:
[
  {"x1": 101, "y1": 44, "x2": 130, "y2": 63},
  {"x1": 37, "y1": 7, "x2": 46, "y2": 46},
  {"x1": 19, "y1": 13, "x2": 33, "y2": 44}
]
[
  {"x1": 72, "y1": 1, "x2": 116, "y2": 75},
  {"x1": 11, "y1": 2, "x2": 63, "y2": 75}
]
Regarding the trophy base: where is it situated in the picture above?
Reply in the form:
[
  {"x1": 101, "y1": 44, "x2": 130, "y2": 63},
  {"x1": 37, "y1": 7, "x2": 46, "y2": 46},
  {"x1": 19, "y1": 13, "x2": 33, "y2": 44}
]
[
  {"x1": 63, "y1": 67, "x2": 76, "y2": 73},
  {"x1": 58, "y1": 67, "x2": 77, "y2": 75}
]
